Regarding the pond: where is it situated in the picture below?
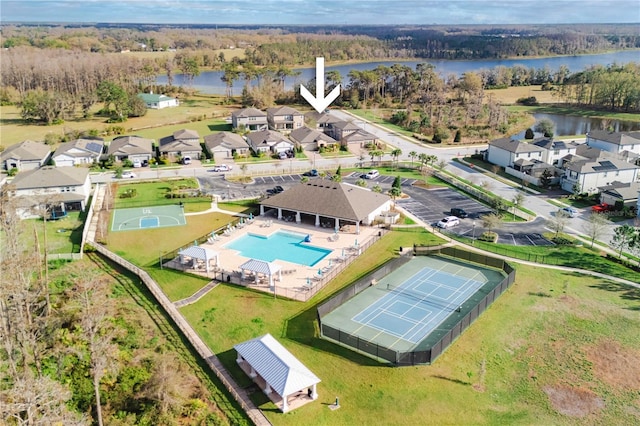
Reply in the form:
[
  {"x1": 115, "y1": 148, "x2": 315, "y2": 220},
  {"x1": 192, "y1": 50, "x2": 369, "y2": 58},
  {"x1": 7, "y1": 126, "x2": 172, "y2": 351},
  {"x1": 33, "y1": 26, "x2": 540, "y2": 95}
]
[{"x1": 510, "y1": 112, "x2": 640, "y2": 139}]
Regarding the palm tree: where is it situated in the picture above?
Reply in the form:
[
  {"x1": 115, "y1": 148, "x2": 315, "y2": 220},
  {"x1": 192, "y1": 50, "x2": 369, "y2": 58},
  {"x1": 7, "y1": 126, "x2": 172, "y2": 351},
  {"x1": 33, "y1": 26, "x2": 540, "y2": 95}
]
[
  {"x1": 390, "y1": 148, "x2": 402, "y2": 169},
  {"x1": 388, "y1": 186, "x2": 402, "y2": 210},
  {"x1": 408, "y1": 151, "x2": 418, "y2": 167}
]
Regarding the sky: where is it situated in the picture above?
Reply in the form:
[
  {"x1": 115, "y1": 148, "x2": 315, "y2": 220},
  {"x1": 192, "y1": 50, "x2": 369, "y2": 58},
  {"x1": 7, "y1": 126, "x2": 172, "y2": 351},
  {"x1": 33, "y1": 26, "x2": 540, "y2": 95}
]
[{"x1": 1, "y1": 0, "x2": 639, "y2": 25}]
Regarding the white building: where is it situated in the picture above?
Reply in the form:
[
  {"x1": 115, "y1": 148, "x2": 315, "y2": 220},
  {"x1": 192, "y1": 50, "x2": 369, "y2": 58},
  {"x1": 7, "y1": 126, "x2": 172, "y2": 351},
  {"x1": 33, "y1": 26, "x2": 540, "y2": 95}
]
[
  {"x1": 486, "y1": 137, "x2": 545, "y2": 169},
  {"x1": 1, "y1": 140, "x2": 52, "y2": 171},
  {"x1": 231, "y1": 108, "x2": 268, "y2": 132},
  {"x1": 137, "y1": 93, "x2": 179, "y2": 109},
  {"x1": 586, "y1": 130, "x2": 640, "y2": 158},
  {"x1": 561, "y1": 157, "x2": 640, "y2": 194},
  {"x1": 531, "y1": 138, "x2": 579, "y2": 166},
  {"x1": 52, "y1": 138, "x2": 104, "y2": 167}
]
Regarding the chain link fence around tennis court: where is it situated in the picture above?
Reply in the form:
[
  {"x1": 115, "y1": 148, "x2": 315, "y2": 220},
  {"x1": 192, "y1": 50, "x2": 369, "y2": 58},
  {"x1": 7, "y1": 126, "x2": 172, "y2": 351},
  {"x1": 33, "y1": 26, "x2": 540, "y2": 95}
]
[{"x1": 317, "y1": 246, "x2": 516, "y2": 366}]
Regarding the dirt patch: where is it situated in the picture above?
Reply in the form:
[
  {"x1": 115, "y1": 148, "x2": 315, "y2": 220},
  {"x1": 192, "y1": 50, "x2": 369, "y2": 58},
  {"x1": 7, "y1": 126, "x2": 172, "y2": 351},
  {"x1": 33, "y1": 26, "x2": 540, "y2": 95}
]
[
  {"x1": 586, "y1": 339, "x2": 640, "y2": 391},
  {"x1": 543, "y1": 385, "x2": 604, "y2": 417}
]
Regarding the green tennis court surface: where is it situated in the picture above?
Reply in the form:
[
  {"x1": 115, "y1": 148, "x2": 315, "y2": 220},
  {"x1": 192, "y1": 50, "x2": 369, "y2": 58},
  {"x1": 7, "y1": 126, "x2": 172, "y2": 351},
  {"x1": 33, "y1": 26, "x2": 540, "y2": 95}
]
[
  {"x1": 322, "y1": 256, "x2": 505, "y2": 352},
  {"x1": 111, "y1": 205, "x2": 186, "y2": 232}
]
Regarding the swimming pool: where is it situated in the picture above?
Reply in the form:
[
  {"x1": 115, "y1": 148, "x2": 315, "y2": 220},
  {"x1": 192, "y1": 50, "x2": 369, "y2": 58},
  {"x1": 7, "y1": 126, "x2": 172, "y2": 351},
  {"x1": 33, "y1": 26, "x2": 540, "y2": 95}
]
[{"x1": 224, "y1": 230, "x2": 331, "y2": 266}]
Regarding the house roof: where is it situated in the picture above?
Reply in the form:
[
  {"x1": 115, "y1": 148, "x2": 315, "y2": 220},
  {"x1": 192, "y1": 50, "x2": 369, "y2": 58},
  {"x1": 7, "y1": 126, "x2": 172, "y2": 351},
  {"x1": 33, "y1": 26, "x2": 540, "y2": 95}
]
[
  {"x1": 267, "y1": 106, "x2": 303, "y2": 116},
  {"x1": 289, "y1": 127, "x2": 337, "y2": 145},
  {"x1": 343, "y1": 129, "x2": 378, "y2": 143},
  {"x1": 489, "y1": 138, "x2": 544, "y2": 154},
  {"x1": 137, "y1": 93, "x2": 176, "y2": 103},
  {"x1": 331, "y1": 120, "x2": 360, "y2": 131},
  {"x1": 565, "y1": 157, "x2": 640, "y2": 174},
  {"x1": 246, "y1": 130, "x2": 292, "y2": 148},
  {"x1": 10, "y1": 166, "x2": 89, "y2": 190},
  {"x1": 178, "y1": 246, "x2": 218, "y2": 262},
  {"x1": 600, "y1": 182, "x2": 640, "y2": 200},
  {"x1": 173, "y1": 129, "x2": 200, "y2": 140},
  {"x1": 532, "y1": 138, "x2": 572, "y2": 151},
  {"x1": 1, "y1": 140, "x2": 51, "y2": 162},
  {"x1": 107, "y1": 136, "x2": 154, "y2": 156},
  {"x1": 204, "y1": 132, "x2": 248, "y2": 151},
  {"x1": 588, "y1": 130, "x2": 640, "y2": 146},
  {"x1": 234, "y1": 333, "x2": 320, "y2": 397},
  {"x1": 261, "y1": 180, "x2": 390, "y2": 222},
  {"x1": 231, "y1": 107, "x2": 267, "y2": 118},
  {"x1": 53, "y1": 138, "x2": 104, "y2": 158},
  {"x1": 313, "y1": 112, "x2": 342, "y2": 124},
  {"x1": 159, "y1": 138, "x2": 202, "y2": 153}
]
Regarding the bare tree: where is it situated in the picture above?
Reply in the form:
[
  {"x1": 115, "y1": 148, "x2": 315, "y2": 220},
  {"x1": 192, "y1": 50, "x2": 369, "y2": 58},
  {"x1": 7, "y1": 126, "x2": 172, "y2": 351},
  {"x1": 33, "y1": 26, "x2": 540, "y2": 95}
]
[
  {"x1": 582, "y1": 213, "x2": 609, "y2": 248},
  {"x1": 548, "y1": 211, "x2": 570, "y2": 237},
  {"x1": 481, "y1": 213, "x2": 502, "y2": 240},
  {"x1": 75, "y1": 272, "x2": 119, "y2": 426}
]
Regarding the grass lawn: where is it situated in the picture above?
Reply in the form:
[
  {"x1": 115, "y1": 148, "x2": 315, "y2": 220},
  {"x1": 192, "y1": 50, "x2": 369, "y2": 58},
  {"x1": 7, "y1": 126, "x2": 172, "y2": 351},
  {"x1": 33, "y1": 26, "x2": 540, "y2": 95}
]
[
  {"x1": 178, "y1": 230, "x2": 640, "y2": 425},
  {"x1": 23, "y1": 211, "x2": 85, "y2": 254},
  {"x1": 114, "y1": 178, "x2": 211, "y2": 210}
]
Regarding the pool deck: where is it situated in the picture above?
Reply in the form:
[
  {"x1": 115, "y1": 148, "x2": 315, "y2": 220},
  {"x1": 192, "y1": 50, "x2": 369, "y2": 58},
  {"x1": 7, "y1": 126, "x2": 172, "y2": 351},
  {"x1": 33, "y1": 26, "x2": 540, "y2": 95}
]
[{"x1": 166, "y1": 216, "x2": 381, "y2": 301}]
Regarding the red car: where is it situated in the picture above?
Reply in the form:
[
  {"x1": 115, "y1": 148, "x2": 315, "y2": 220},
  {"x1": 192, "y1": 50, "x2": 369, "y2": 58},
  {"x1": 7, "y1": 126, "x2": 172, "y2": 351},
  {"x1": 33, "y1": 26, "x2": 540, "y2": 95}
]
[{"x1": 591, "y1": 203, "x2": 613, "y2": 213}]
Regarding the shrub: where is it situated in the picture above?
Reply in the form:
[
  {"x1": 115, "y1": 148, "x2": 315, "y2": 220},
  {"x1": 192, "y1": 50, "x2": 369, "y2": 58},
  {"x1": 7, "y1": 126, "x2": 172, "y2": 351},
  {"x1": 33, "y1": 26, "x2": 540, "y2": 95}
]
[
  {"x1": 551, "y1": 236, "x2": 574, "y2": 245},
  {"x1": 478, "y1": 231, "x2": 498, "y2": 242},
  {"x1": 516, "y1": 96, "x2": 539, "y2": 106}
]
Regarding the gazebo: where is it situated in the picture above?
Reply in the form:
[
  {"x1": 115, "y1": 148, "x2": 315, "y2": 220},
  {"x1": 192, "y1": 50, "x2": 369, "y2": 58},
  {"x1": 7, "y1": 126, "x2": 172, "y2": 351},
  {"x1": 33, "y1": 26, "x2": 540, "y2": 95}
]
[
  {"x1": 234, "y1": 333, "x2": 320, "y2": 412},
  {"x1": 177, "y1": 246, "x2": 219, "y2": 273},
  {"x1": 239, "y1": 259, "x2": 282, "y2": 287}
]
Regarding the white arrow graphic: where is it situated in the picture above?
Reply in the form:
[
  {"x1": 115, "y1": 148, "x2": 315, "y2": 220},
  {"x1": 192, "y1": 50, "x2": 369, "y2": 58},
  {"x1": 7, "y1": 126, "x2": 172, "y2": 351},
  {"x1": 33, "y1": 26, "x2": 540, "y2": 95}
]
[{"x1": 300, "y1": 57, "x2": 341, "y2": 113}]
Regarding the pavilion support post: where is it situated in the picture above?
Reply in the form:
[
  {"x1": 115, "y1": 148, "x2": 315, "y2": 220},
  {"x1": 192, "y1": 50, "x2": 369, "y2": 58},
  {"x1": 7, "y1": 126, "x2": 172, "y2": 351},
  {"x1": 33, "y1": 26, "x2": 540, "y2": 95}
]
[
  {"x1": 250, "y1": 367, "x2": 257, "y2": 378},
  {"x1": 295, "y1": 211, "x2": 301, "y2": 223},
  {"x1": 282, "y1": 394, "x2": 289, "y2": 412},
  {"x1": 311, "y1": 383, "x2": 318, "y2": 400},
  {"x1": 335, "y1": 218, "x2": 340, "y2": 232},
  {"x1": 260, "y1": 205, "x2": 265, "y2": 215},
  {"x1": 315, "y1": 214, "x2": 320, "y2": 227},
  {"x1": 277, "y1": 208, "x2": 282, "y2": 220}
]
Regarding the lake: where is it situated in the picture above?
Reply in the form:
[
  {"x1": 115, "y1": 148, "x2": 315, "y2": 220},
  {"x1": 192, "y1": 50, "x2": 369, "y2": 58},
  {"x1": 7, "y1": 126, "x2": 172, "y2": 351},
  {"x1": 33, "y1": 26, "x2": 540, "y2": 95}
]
[{"x1": 158, "y1": 50, "x2": 640, "y2": 95}]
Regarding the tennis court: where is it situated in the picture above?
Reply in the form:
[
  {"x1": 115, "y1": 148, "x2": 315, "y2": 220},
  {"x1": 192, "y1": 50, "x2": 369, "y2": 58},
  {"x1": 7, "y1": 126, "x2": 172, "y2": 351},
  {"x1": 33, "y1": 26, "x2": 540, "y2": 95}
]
[
  {"x1": 321, "y1": 256, "x2": 506, "y2": 353},
  {"x1": 111, "y1": 205, "x2": 187, "y2": 231}
]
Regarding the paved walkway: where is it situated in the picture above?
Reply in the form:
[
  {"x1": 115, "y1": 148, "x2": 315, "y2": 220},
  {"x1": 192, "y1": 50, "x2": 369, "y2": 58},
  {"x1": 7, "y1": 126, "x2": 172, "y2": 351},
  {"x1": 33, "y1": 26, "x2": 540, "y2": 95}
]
[{"x1": 174, "y1": 280, "x2": 220, "y2": 308}]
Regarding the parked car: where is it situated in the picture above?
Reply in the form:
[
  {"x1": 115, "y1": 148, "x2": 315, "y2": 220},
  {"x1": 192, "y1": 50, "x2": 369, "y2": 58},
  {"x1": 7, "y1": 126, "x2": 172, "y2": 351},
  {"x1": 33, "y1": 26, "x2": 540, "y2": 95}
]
[
  {"x1": 132, "y1": 159, "x2": 142, "y2": 168},
  {"x1": 304, "y1": 169, "x2": 319, "y2": 177},
  {"x1": 436, "y1": 216, "x2": 460, "y2": 229},
  {"x1": 450, "y1": 208, "x2": 468, "y2": 218},
  {"x1": 278, "y1": 151, "x2": 288, "y2": 160},
  {"x1": 592, "y1": 203, "x2": 614, "y2": 213},
  {"x1": 211, "y1": 164, "x2": 232, "y2": 172},
  {"x1": 181, "y1": 156, "x2": 192, "y2": 165},
  {"x1": 559, "y1": 207, "x2": 578, "y2": 218},
  {"x1": 364, "y1": 170, "x2": 380, "y2": 179},
  {"x1": 121, "y1": 171, "x2": 136, "y2": 179},
  {"x1": 273, "y1": 185, "x2": 284, "y2": 193}
]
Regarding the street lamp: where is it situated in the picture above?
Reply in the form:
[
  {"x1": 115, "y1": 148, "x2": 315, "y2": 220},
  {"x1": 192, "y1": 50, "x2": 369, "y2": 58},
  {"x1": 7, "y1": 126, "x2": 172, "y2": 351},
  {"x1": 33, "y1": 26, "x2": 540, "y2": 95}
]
[{"x1": 472, "y1": 221, "x2": 476, "y2": 245}]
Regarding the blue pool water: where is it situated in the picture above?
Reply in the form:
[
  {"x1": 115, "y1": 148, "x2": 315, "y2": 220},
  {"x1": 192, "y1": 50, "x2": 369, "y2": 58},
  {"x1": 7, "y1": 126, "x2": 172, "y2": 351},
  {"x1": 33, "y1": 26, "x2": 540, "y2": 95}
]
[{"x1": 224, "y1": 230, "x2": 331, "y2": 267}]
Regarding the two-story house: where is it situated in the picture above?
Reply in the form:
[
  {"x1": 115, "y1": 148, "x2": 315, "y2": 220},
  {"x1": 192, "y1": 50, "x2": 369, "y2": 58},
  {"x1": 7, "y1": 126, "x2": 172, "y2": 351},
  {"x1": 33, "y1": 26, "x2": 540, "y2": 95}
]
[
  {"x1": 486, "y1": 138, "x2": 546, "y2": 170},
  {"x1": 561, "y1": 156, "x2": 640, "y2": 194},
  {"x1": 245, "y1": 130, "x2": 294, "y2": 155},
  {"x1": 9, "y1": 166, "x2": 92, "y2": 219},
  {"x1": 266, "y1": 106, "x2": 304, "y2": 134},
  {"x1": 107, "y1": 136, "x2": 154, "y2": 163},
  {"x1": 52, "y1": 138, "x2": 104, "y2": 167},
  {"x1": 159, "y1": 129, "x2": 202, "y2": 161},
  {"x1": 1, "y1": 140, "x2": 52, "y2": 172},
  {"x1": 324, "y1": 120, "x2": 360, "y2": 141},
  {"x1": 531, "y1": 138, "x2": 579, "y2": 166},
  {"x1": 231, "y1": 108, "x2": 268, "y2": 132},
  {"x1": 586, "y1": 130, "x2": 640, "y2": 159},
  {"x1": 204, "y1": 131, "x2": 250, "y2": 161}
]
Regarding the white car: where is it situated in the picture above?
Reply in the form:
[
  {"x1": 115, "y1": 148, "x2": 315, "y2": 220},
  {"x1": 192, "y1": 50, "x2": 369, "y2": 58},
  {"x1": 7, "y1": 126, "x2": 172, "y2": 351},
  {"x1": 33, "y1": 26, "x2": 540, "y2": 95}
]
[
  {"x1": 364, "y1": 169, "x2": 380, "y2": 179},
  {"x1": 211, "y1": 164, "x2": 232, "y2": 172},
  {"x1": 559, "y1": 207, "x2": 577, "y2": 218},
  {"x1": 121, "y1": 171, "x2": 136, "y2": 179},
  {"x1": 436, "y1": 216, "x2": 460, "y2": 229}
]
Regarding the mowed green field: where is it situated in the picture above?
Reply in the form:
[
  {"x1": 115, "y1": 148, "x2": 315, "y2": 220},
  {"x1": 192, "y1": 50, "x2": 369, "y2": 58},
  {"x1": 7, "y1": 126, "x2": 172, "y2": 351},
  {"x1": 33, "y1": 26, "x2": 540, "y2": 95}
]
[{"x1": 175, "y1": 235, "x2": 640, "y2": 425}]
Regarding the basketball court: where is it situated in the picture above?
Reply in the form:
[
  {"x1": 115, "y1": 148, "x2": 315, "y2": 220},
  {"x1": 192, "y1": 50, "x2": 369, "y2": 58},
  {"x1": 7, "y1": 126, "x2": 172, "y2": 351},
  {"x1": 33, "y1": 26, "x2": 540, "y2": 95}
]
[{"x1": 111, "y1": 205, "x2": 187, "y2": 231}]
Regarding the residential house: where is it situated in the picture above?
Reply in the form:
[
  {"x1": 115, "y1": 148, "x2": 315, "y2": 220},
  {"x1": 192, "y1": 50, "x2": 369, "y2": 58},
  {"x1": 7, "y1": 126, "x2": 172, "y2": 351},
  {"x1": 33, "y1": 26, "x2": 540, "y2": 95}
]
[
  {"x1": 313, "y1": 112, "x2": 342, "y2": 133},
  {"x1": 137, "y1": 92, "x2": 179, "y2": 109},
  {"x1": 231, "y1": 108, "x2": 268, "y2": 132},
  {"x1": 560, "y1": 156, "x2": 640, "y2": 194},
  {"x1": 204, "y1": 131, "x2": 250, "y2": 161},
  {"x1": 52, "y1": 138, "x2": 104, "y2": 167},
  {"x1": 107, "y1": 136, "x2": 154, "y2": 163},
  {"x1": 9, "y1": 166, "x2": 91, "y2": 219},
  {"x1": 598, "y1": 181, "x2": 640, "y2": 209},
  {"x1": 266, "y1": 106, "x2": 304, "y2": 134},
  {"x1": 586, "y1": 130, "x2": 640, "y2": 159},
  {"x1": 288, "y1": 127, "x2": 337, "y2": 151},
  {"x1": 324, "y1": 120, "x2": 360, "y2": 141},
  {"x1": 486, "y1": 138, "x2": 545, "y2": 170},
  {"x1": 532, "y1": 137, "x2": 578, "y2": 166},
  {"x1": 246, "y1": 130, "x2": 294, "y2": 155},
  {"x1": 1, "y1": 140, "x2": 52, "y2": 171},
  {"x1": 342, "y1": 129, "x2": 379, "y2": 147},
  {"x1": 159, "y1": 129, "x2": 202, "y2": 161}
]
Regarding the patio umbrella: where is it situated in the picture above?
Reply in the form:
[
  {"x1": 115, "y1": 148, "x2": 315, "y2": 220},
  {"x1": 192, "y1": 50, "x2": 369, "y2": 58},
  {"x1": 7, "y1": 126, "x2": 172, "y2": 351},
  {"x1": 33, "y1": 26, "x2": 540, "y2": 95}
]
[
  {"x1": 307, "y1": 277, "x2": 311, "y2": 286},
  {"x1": 318, "y1": 268, "x2": 323, "y2": 276},
  {"x1": 341, "y1": 248, "x2": 345, "y2": 257},
  {"x1": 249, "y1": 213, "x2": 253, "y2": 220},
  {"x1": 240, "y1": 217, "x2": 244, "y2": 224},
  {"x1": 354, "y1": 239, "x2": 358, "y2": 247},
  {"x1": 227, "y1": 223, "x2": 231, "y2": 229},
  {"x1": 194, "y1": 240, "x2": 198, "y2": 246}
]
